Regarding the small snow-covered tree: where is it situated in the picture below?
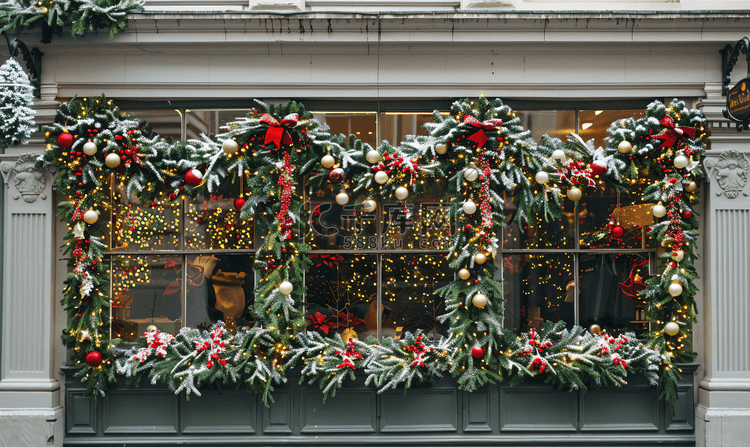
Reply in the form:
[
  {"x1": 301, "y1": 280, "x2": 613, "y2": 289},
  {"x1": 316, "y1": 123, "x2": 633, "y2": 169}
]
[{"x1": 0, "y1": 57, "x2": 35, "y2": 148}]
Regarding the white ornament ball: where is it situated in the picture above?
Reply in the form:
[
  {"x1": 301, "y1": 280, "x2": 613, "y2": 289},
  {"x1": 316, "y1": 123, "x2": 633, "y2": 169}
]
[
  {"x1": 83, "y1": 142, "x2": 97, "y2": 156},
  {"x1": 458, "y1": 268, "x2": 471, "y2": 280},
  {"x1": 435, "y1": 143, "x2": 448, "y2": 155},
  {"x1": 551, "y1": 149, "x2": 566, "y2": 161},
  {"x1": 472, "y1": 293, "x2": 488, "y2": 309},
  {"x1": 222, "y1": 139, "x2": 239, "y2": 155},
  {"x1": 474, "y1": 252, "x2": 487, "y2": 265},
  {"x1": 362, "y1": 199, "x2": 377, "y2": 213},
  {"x1": 535, "y1": 171, "x2": 549, "y2": 184},
  {"x1": 673, "y1": 153, "x2": 689, "y2": 169},
  {"x1": 321, "y1": 154, "x2": 336, "y2": 169},
  {"x1": 462, "y1": 200, "x2": 477, "y2": 214},
  {"x1": 652, "y1": 203, "x2": 667, "y2": 218},
  {"x1": 366, "y1": 149, "x2": 381, "y2": 164},
  {"x1": 83, "y1": 210, "x2": 99, "y2": 225},
  {"x1": 463, "y1": 166, "x2": 480, "y2": 182},
  {"x1": 668, "y1": 282, "x2": 683, "y2": 297},
  {"x1": 672, "y1": 250, "x2": 685, "y2": 262},
  {"x1": 105, "y1": 153, "x2": 121, "y2": 169},
  {"x1": 374, "y1": 171, "x2": 389, "y2": 184},
  {"x1": 279, "y1": 281, "x2": 294, "y2": 296},
  {"x1": 335, "y1": 192, "x2": 349, "y2": 205},
  {"x1": 567, "y1": 187, "x2": 582, "y2": 202},
  {"x1": 671, "y1": 274, "x2": 681, "y2": 282},
  {"x1": 664, "y1": 321, "x2": 680, "y2": 336},
  {"x1": 618, "y1": 140, "x2": 633, "y2": 154},
  {"x1": 395, "y1": 186, "x2": 409, "y2": 201}
]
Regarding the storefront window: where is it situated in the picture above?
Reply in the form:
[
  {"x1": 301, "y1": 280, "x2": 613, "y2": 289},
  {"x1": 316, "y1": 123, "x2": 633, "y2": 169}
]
[{"x1": 107, "y1": 103, "x2": 652, "y2": 343}]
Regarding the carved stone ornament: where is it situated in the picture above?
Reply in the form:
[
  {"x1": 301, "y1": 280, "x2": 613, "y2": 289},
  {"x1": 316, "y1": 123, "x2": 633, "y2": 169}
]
[
  {"x1": 2, "y1": 153, "x2": 48, "y2": 202},
  {"x1": 705, "y1": 150, "x2": 750, "y2": 199}
]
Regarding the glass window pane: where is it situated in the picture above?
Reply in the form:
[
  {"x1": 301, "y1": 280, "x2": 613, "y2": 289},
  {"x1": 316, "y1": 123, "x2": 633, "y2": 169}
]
[
  {"x1": 111, "y1": 187, "x2": 180, "y2": 251},
  {"x1": 305, "y1": 188, "x2": 377, "y2": 250},
  {"x1": 579, "y1": 184, "x2": 654, "y2": 249},
  {"x1": 516, "y1": 110, "x2": 576, "y2": 142},
  {"x1": 185, "y1": 110, "x2": 254, "y2": 139},
  {"x1": 185, "y1": 192, "x2": 254, "y2": 251},
  {"x1": 503, "y1": 192, "x2": 576, "y2": 250},
  {"x1": 111, "y1": 255, "x2": 182, "y2": 342},
  {"x1": 122, "y1": 110, "x2": 182, "y2": 142},
  {"x1": 502, "y1": 254, "x2": 574, "y2": 333},
  {"x1": 382, "y1": 179, "x2": 451, "y2": 250},
  {"x1": 305, "y1": 254, "x2": 377, "y2": 340},
  {"x1": 379, "y1": 112, "x2": 434, "y2": 144},
  {"x1": 578, "y1": 253, "x2": 650, "y2": 337},
  {"x1": 185, "y1": 254, "x2": 255, "y2": 333},
  {"x1": 311, "y1": 112, "x2": 377, "y2": 148},
  {"x1": 579, "y1": 109, "x2": 646, "y2": 144},
  {"x1": 382, "y1": 254, "x2": 452, "y2": 339}
]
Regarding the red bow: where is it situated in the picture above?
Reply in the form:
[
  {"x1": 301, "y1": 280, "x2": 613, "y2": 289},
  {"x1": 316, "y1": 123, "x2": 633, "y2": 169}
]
[
  {"x1": 652, "y1": 115, "x2": 697, "y2": 149},
  {"x1": 463, "y1": 116, "x2": 503, "y2": 150},
  {"x1": 260, "y1": 113, "x2": 298, "y2": 149}
]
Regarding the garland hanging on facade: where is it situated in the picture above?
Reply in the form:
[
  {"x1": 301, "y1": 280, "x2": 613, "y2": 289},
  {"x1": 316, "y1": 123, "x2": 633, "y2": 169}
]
[{"x1": 38, "y1": 95, "x2": 706, "y2": 406}]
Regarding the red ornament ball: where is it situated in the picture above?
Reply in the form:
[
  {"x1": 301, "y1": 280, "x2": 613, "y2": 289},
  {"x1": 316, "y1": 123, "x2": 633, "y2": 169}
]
[
  {"x1": 85, "y1": 351, "x2": 103, "y2": 367},
  {"x1": 610, "y1": 225, "x2": 625, "y2": 239},
  {"x1": 329, "y1": 167, "x2": 345, "y2": 184},
  {"x1": 471, "y1": 346, "x2": 485, "y2": 359},
  {"x1": 57, "y1": 132, "x2": 75, "y2": 150},
  {"x1": 683, "y1": 211, "x2": 693, "y2": 219},
  {"x1": 185, "y1": 169, "x2": 203, "y2": 187},
  {"x1": 233, "y1": 197, "x2": 246, "y2": 211},
  {"x1": 590, "y1": 161, "x2": 607, "y2": 176}
]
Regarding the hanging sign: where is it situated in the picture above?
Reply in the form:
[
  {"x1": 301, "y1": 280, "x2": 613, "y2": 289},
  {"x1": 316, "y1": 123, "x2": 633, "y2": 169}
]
[{"x1": 726, "y1": 78, "x2": 750, "y2": 123}]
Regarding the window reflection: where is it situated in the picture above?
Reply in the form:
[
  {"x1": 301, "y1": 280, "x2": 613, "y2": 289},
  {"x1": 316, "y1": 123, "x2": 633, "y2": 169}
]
[
  {"x1": 503, "y1": 194, "x2": 575, "y2": 250},
  {"x1": 579, "y1": 184, "x2": 654, "y2": 249},
  {"x1": 111, "y1": 188, "x2": 180, "y2": 251},
  {"x1": 379, "y1": 112, "x2": 434, "y2": 144},
  {"x1": 311, "y1": 112, "x2": 377, "y2": 147},
  {"x1": 382, "y1": 180, "x2": 451, "y2": 250},
  {"x1": 516, "y1": 110, "x2": 575, "y2": 142},
  {"x1": 122, "y1": 110, "x2": 182, "y2": 142}
]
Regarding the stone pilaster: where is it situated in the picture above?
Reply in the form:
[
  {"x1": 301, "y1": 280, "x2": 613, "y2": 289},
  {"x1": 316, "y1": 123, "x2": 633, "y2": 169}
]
[
  {"x1": 695, "y1": 83, "x2": 750, "y2": 446},
  {"x1": 0, "y1": 84, "x2": 63, "y2": 446}
]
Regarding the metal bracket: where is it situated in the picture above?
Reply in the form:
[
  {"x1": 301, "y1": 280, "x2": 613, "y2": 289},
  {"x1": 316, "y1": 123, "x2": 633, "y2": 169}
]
[
  {"x1": 721, "y1": 37, "x2": 750, "y2": 97},
  {"x1": 3, "y1": 32, "x2": 42, "y2": 98}
]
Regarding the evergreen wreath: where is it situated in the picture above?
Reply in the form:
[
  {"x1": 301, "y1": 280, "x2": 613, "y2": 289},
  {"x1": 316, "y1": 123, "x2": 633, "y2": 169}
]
[{"x1": 38, "y1": 95, "x2": 706, "y2": 406}]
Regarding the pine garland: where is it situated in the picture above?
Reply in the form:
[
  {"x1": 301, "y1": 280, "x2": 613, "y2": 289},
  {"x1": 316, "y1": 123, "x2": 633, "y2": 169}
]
[{"x1": 38, "y1": 95, "x2": 706, "y2": 406}]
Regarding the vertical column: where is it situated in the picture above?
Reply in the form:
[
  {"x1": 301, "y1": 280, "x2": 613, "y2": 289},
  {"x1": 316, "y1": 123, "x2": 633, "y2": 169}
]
[
  {"x1": 696, "y1": 83, "x2": 750, "y2": 446},
  {"x1": 0, "y1": 85, "x2": 63, "y2": 446}
]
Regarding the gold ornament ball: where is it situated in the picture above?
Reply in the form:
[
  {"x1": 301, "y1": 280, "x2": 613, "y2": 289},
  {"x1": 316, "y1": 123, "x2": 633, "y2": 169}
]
[
  {"x1": 618, "y1": 140, "x2": 633, "y2": 154},
  {"x1": 458, "y1": 268, "x2": 471, "y2": 280},
  {"x1": 668, "y1": 282, "x2": 683, "y2": 297},
  {"x1": 535, "y1": 171, "x2": 549, "y2": 184},
  {"x1": 435, "y1": 143, "x2": 448, "y2": 155},
  {"x1": 146, "y1": 325, "x2": 158, "y2": 333},
  {"x1": 664, "y1": 321, "x2": 680, "y2": 336},
  {"x1": 474, "y1": 252, "x2": 487, "y2": 265},
  {"x1": 362, "y1": 199, "x2": 377, "y2": 213},
  {"x1": 366, "y1": 149, "x2": 381, "y2": 164},
  {"x1": 652, "y1": 203, "x2": 667, "y2": 218},
  {"x1": 374, "y1": 171, "x2": 389, "y2": 184},
  {"x1": 83, "y1": 141, "x2": 98, "y2": 156},
  {"x1": 83, "y1": 210, "x2": 99, "y2": 225},
  {"x1": 685, "y1": 181, "x2": 697, "y2": 192},
  {"x1": 472, "y1": 293, "x2": 488, "y2": 309},
  {"x1": 279, "y1": 280, "x2": 294, "y2": 296},
  {"x1": 589, "y1": 324, "x2": 602, "y2": 335},
  {"x1": 321, "y1": 154, "x2": 336, "y2": 169},
  {"x1": 672, "y1": 250, "x2": 685, "y2": 262},
  {"x1": 335, "y1": 192, "x2": 349, "y2": 205},
  {"x1": 462, "y1": 200, "x2": 477, "y2": 214},
  {"x1": 395, "y1": 186, "x2": 409, "y2": 201},
  {"x1": 105, "y1": 153, "x2": 121, "y2": 169},
  {"x1": 222, "y1": 139, "x2": 239, "y2": 155},
  {"x1": 340, "y1": 327, "x2": 358, "y2": 342},
  {"x1": 463, "y1": 165, "x2": 480, "y2": 182},
  {"x1": 567, "y1": 187, "x2": 582, "y2": 202}
]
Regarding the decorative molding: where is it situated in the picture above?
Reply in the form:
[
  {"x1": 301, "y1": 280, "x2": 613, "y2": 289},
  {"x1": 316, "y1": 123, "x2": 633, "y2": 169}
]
[
  {"x1": 705, "y1": 150, "x2": 749, "y2": 199},
  {"x1": 1, "y1": 154, "x2": 48, "y2": 202}
]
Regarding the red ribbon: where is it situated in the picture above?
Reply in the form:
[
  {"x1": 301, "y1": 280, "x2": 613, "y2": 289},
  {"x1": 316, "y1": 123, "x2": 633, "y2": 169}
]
[
  {"x1": 463, "y1": 116, "x2": 503, "y2": 150},
  {"x1": 260, "y1": 113, "x2": 298, "y2": 148},
  {"x1": 652, "y1": 115, "x2": 697, "y2": 149}
]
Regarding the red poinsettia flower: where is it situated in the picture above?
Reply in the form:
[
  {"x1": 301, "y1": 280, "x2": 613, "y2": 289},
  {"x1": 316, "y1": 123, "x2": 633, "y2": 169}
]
[
  {"x1": 335, "y1": 312, "x2": 365, "y2": 328},
  {"x1": 306, "y1": 312, "x2": 332, "y2": 334}
]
